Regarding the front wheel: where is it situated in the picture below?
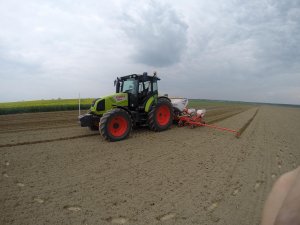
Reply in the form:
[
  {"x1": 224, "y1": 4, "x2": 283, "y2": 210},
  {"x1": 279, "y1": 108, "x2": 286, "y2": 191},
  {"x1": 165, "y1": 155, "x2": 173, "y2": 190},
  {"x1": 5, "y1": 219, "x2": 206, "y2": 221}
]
[
  {"x1": 148, "y1": 98, "x2": 174, "y2": 131},
  {"x1": 89, "y1": 125, "x2": 99, "y2": 131},
  {"x1": 99, "y1": 108, "x2": 132, "y2": 142}
]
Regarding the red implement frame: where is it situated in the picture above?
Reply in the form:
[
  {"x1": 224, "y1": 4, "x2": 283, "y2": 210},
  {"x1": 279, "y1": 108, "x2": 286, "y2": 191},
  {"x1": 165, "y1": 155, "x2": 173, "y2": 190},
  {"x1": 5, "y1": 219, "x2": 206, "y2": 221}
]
[{"x1": 177, "y1": 114, "x2": 240, "y2": 137}]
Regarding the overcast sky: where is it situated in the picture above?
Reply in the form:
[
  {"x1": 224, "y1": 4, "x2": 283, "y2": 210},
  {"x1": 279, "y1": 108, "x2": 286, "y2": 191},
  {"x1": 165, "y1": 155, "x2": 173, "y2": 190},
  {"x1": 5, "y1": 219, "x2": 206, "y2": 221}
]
[{"x1": 0, "y1": 0, "x2": 299, "y2": 104}]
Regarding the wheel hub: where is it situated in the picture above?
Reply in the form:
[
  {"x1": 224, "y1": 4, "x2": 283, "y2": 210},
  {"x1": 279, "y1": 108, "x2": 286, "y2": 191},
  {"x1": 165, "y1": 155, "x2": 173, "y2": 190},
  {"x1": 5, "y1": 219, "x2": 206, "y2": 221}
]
[
  {"x1": 108, "y1": 116, "x2": 128, "y2": 137},
  {"x1": 156, "y1": 105, "x2": 171, "y2": 126}
]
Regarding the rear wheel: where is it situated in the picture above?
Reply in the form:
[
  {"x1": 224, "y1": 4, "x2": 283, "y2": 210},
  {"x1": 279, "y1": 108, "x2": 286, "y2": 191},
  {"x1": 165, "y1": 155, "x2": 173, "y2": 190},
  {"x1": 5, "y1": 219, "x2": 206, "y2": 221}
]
[
  {"x1": 99, "y1": 108, "x2": 132, "y2": 142},
  {"x1": 148, "y1": 98, "x2": 173, "y2": 131}
]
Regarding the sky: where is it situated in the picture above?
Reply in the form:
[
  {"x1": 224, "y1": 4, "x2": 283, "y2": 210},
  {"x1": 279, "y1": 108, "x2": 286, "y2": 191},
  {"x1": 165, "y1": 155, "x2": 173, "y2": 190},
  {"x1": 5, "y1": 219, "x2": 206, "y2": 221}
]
[{"x1": 0, "y1": 0, "x2": 300, "y2": 104}]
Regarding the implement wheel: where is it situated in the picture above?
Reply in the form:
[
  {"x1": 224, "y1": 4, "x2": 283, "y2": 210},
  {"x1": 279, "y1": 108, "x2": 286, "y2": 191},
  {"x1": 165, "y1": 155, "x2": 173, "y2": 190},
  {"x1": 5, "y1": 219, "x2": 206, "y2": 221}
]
[
  {"x1": 99, "y1": 108, "x2": 132, "y2": 142},
  {"x1": 148, "y1": 98, "x2": 173, "y2": 131}
]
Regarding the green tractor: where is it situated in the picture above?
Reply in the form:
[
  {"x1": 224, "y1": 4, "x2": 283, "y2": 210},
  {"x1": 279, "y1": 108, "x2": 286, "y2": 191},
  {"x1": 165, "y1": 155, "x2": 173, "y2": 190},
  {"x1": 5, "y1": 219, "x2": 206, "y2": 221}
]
[{"x1": 79, "y1": 72, "x2": 174, "y2": 141}]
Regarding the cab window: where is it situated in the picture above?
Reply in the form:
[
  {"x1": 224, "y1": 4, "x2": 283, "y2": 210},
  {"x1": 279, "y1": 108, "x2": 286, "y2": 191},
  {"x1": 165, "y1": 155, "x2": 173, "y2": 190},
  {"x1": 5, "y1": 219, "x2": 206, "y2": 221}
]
[
  {"x1": 138, "y1": 81, "x2": 151, "y2": 94},
  {"x1": 121, "y1": 79, "x2": 137, "y2": 94}
]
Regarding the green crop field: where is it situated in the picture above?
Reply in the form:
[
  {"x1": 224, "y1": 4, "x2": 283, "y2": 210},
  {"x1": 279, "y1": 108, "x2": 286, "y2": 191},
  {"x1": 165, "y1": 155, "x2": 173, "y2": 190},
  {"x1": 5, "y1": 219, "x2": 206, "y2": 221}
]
[
  {"x1": 0, "y1": 99, "x2": 94, "y2": 115},
  {"x1": 0, "y1": 98, "x2": 253, "y2": 115}
]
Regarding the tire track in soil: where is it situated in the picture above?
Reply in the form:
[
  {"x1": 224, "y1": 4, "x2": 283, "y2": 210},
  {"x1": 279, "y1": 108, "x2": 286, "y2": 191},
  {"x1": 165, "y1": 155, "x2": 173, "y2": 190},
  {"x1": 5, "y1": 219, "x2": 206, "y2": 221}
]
[
  {"x1": 0, "y1": 112, "x2": 253, "y2": 225},
  {"x1": 6, "y1": 137, "x2": 205, "y2": 195},
  {"x1": 185, "y1": 107, "x2": 260, "y2": 224},
  {"x1": 0, "y1": 108, "x2": 249, "y2": 148},
  {"x1": 13, "y1": 108, "x2": 258, "y2": 224},
  {"x1": 0, "y1": 108, "x2": 255, "y2": 224},
  {"x1": 206, "y1": 110, "x2": 245, "y2": 124},
  {"x1": 246, "y1": 115, "x2": 272, "y2": 225},
  {"x1": 0, "y1": 108, "x2": 254, "y2": 200},
  {"x1": 0, "y1": 111, "x2": 80, "y2": 133},
  {"x1": 0, "y1": 133, "x2": 98, "y2": 148},
  {"x1": 237, "y1": 108, "x2": 259, "y2": 137},
  {"x1": 0, "y1": 107, "x2": 255, "y2": 225},
  {"x1": 0, "y1": 133, "x2": 218, "y2": 225},
  {"x1": 0, "y1": 124, "x2": 78, "y2": 134},
  {"x1": 2, "y1": 106, "x2": 299, "y2": 225},
  {"x1": 100, "y1": 108, "x2": 259, "y2": 224},
  {"x1": 225, "y1": 110, "x2": 268, "y2": 224},
  {"x1": 209, "y1": 106, "x2": 299, "y2": 225}
]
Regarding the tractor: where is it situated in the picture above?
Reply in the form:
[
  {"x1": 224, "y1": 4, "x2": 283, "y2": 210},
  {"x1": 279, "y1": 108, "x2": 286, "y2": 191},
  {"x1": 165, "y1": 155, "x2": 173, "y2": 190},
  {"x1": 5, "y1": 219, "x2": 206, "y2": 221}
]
[{"x1": 79, "y1": 72, "x2": 174, "y2": 141}]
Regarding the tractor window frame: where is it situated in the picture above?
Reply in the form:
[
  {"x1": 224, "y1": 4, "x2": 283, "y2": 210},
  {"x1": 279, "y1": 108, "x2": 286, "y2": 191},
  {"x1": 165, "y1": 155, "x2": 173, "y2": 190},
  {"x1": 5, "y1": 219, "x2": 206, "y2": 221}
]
[
  {"x1": 153, "y1": 80, "x2": 158, "y2": 93},
  {"x1": 120, "y1": 78, "x2": 138, "y2": 95},
  {"x1": 138, "y1": 81, "x2": 151, "y2": 94}
]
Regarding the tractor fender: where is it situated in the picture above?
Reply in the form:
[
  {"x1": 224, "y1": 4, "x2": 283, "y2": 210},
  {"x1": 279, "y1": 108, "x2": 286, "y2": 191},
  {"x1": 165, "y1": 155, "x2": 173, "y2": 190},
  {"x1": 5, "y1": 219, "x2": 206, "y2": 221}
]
[
  {"x1": 145, "y1": 95, "x2": 171, "y2": 112},
  {"x1": 115, "y1": 106, "x2": 132, "y2": 116},
  {"x1": 144, "y1": 96, "x2": 155, "y2": 112},
  {"x1": 158, "y1": 96, "x2": 171, "y2": 102},
  {"x1": 115, "y1": 106, "x2": 137, "y2": 126}
]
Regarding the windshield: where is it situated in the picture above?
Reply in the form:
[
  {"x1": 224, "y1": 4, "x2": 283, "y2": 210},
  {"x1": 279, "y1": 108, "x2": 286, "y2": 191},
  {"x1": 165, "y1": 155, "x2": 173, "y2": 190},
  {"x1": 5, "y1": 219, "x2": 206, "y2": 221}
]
[{"x1": 121, "y1": 79, "x2": 137, "y2": 94}]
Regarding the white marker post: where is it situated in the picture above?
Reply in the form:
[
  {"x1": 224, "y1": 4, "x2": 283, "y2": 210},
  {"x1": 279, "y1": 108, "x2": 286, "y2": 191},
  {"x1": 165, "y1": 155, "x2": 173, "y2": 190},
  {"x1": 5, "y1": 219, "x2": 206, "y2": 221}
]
[{"x1": 78, "y1": 93, "x2": 81, "y2": 116}]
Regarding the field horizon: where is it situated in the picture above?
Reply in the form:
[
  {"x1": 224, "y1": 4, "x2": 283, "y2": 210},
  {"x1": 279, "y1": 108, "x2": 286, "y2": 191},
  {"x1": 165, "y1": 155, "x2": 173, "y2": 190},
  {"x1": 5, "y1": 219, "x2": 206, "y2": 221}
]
[{"x1": 0, "y1": 97, "x2": 299, "y2": 115}]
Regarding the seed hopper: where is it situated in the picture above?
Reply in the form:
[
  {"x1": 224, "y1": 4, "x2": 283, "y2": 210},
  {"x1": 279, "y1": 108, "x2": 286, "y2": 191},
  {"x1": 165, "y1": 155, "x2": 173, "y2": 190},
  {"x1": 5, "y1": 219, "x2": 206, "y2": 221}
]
[{"x1": 171, "y1": 98, "x2": 240, "y2": 137}]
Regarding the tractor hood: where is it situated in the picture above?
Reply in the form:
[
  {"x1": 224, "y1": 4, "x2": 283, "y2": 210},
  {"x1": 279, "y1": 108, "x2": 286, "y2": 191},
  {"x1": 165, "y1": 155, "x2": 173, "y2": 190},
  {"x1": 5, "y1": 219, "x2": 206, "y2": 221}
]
[{"x1": 90, "y1": 93, "x2": 129, "y2": 115}]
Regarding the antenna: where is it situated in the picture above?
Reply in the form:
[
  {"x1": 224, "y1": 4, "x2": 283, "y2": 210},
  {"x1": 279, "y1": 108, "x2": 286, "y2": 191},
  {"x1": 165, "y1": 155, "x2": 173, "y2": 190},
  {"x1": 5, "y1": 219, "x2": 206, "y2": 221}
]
[{"x1": 78, "y1": 93, "x2": 81, "y2": 116}]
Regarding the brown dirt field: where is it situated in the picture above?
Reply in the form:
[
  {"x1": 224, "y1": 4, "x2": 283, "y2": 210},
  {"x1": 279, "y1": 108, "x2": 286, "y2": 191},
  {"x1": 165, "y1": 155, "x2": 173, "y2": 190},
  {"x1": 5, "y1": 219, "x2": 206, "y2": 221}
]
[{"x1": 0, "y1": 105, "x2": 299, "y2": 225}]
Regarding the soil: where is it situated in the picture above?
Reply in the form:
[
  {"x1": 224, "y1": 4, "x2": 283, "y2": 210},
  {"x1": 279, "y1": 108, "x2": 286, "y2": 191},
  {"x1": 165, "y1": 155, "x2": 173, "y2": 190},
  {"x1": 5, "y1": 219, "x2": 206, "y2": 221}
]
[{"x1": 0, "y1": 105, "x2": 299, "y2": 225}]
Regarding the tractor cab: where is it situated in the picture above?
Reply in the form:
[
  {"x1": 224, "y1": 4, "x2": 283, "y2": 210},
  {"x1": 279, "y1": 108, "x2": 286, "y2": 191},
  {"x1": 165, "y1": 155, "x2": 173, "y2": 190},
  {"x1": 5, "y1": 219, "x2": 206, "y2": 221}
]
[{"x1": 115, "y1": 72, "x2": 159, "y2": 110}]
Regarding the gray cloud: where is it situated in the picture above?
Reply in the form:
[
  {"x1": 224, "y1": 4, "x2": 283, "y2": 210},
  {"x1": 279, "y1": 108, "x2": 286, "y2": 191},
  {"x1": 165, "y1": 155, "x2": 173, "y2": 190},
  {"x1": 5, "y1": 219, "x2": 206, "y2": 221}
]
[
  {"x1": 155, "y1": 0, "x2": 300, "y2": 104},
  {"x1": 233, "y1": 0, "x2": 300, "y2": 72},
  {"x1": 121, "y1": 1, "x2": 188, "y2": 67},
  {"x1": 0, "y1": 0, "x2": 299, "y2": 104}
]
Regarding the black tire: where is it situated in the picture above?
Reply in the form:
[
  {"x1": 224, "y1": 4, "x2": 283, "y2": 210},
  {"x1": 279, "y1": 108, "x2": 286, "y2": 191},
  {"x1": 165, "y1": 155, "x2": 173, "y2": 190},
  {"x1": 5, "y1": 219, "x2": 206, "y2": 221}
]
[
  {"x1": 173, "y1": 107, "x2": 181, "y2": 124},
  {"x1": 99, "y1": 108, "x2": 132, "y2": 142},
  {"x1": 89, "y1": 125, "x2": 99, "y2": 131},
  {"x1": 148, "y1": 98, "x2": 174, "y2": 131},
  {"x1": 89, "y1": 116, "x2": 100, "y2": 131}
]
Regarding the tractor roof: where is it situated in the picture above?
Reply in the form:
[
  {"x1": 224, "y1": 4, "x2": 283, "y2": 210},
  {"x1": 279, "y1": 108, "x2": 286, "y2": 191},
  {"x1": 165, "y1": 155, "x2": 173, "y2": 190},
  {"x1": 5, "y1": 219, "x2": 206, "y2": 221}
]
[{"x1": 117, "y1": 73, "x2": 160, "y2": 82}]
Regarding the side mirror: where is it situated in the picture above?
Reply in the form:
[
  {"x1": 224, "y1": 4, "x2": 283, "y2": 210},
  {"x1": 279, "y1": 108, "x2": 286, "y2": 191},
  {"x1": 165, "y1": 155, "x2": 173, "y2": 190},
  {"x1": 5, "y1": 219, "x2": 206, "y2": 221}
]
[{"x1": 114, "y1": 80, "x2": 116, "y2": 86}]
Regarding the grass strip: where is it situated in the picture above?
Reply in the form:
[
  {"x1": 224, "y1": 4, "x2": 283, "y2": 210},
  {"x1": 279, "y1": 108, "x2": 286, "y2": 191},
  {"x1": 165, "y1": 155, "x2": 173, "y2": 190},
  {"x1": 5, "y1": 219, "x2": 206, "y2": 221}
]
[{"x1": 0, "y1": 99, "x2": 93, "y2": 115}]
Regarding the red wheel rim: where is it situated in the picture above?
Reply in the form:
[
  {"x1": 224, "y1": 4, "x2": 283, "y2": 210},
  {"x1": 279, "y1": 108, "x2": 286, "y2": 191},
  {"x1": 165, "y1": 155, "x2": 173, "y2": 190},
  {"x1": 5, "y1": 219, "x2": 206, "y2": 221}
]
[
  {"x1": 108, "y1": 115, "x2": 128, "y2": 137},
  {"x1": 156, "y1": 105, "x2": 171, "y2": 126}
]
